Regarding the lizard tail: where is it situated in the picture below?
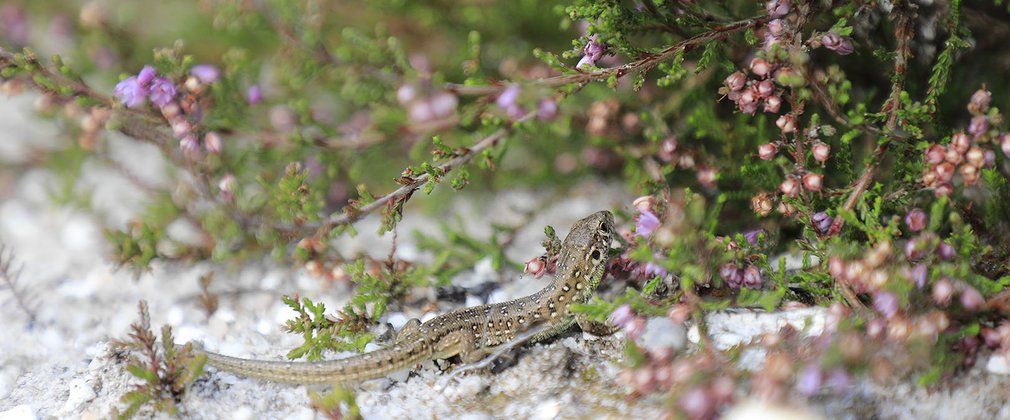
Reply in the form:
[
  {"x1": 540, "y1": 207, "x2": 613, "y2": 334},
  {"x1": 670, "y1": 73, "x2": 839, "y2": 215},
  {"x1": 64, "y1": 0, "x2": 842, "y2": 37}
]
[{"x1": 202, "y1": 344, "x2": 430, "y2": 384}]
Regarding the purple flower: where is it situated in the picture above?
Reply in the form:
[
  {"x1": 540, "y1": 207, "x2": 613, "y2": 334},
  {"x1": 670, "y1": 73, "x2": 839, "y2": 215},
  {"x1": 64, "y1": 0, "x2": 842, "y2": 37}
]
[
  {"x1": 821, "y1": 32, "x2": 854, "y2": 55},
  {"x1": 742, "y1": 265, "x2": 763, "y2": 288},
  {"x1": 496, "y1": 85, "x2": 520, "y2": 109},
  {"x1": 744, "y1": 229, "x2": 766, "y2": 246},
  {"x1": 577, "y1": 35, "x2": 605, "y2": 69},
  {"x1": 643, "y1": 261, "x2": 668, "y2": 278},
  {"x1": 968, "y1": 115, "x2": 988, "y2": 138},
  {"x1": 796, "y1": 364, "x2": 823, "y2": 396},
  {"x1": 873, "y1": 291, "x2": 899, "y2": 319},
  {"x1": 247, "y1": 85, "x2": 262, "y2": 105},
  {"x1": 148, "y1": 77, "x2": 176, "y2": 107},
  {"x1": 679, "y1": 387, "x2": 714, "y2": 419},
  {"x1": 720, "y1": 263, "x2": 744, "y2": 288},
  {"x1": 190, "y1": 64, "x2": 220, "y2": 84},
  {"x1": 608, "y1": 304, "x2": 635, "y2": 328},
  {"x1": 636, "y1": 210, "x2": 661, "y2": 237},
  {"x1": 904, "y1": 208, "x2": 927, "y2": 232},
  {"x1": 766, "y1": 0, "x2": 791, "y2": 18},
  {"x1": 136, "y1": 65, "x2": 157, "y2": 87},
  {"x1": 911, "y1": 264, "x2": 928, "y2": 289},
  {"x1": 537, "y1": 99, "x2": 558, "y2": 121},
  {"x1": 936, "y1": 242, "x2": 956, "y2": 261},
  {"x1": 114, "y1": 76, "x2": 147, "y2": 108},
  {"x1": 812, "y1": 211, "x2": 833, "y2": 234},
  {"x1": 960, "y1": 287, "x2": 985, "y2": 311},
  {"x1": 824, "y1": 368, "x2": 851, "y2": 392}
]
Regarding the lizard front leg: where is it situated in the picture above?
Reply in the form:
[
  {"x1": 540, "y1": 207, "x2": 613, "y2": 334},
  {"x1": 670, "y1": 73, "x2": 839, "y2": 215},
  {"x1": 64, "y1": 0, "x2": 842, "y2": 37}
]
[{"x1": 576, "y1": 313, "x2": 619, "y2": 336}]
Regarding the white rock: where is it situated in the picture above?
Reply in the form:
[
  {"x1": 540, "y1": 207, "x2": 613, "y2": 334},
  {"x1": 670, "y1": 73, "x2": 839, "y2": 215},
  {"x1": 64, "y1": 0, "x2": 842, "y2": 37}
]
[
  {"x1": 0, "y1": 405, "x2": 36, "y2": 420},
  {"x1": 723, "y1": 399, "x2": 823, "y2": 420},
  {"x1": 59, "y1": 378, "x2": 96, "y2": 416},
  {"x1": 532, "y1": 399, "x2": 561, "y2": 420},
  {"x1": 986, "y1": 353, "x2": 1010, "y2": 375},
  {"x1": 636, "y1": 317, "x2": 686, "y2": 354},
  {"x1": 387, "y1": 312, "x2": 409, "y2": 330},
  {"x1": 465, "y1": 294, "x2": 484, "y2": 307}
]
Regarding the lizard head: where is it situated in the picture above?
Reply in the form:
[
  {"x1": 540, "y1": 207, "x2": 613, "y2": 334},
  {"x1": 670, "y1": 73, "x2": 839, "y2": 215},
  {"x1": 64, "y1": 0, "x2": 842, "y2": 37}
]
[{"x1": 555, "y1": 210, "x2": 615, "y2": 303}]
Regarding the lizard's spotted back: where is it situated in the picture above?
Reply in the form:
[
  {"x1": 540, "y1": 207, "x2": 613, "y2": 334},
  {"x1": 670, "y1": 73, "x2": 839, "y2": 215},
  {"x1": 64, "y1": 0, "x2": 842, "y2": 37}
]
[{"x1": 202, "y1": 210, "x2": 615, "y2": 384}]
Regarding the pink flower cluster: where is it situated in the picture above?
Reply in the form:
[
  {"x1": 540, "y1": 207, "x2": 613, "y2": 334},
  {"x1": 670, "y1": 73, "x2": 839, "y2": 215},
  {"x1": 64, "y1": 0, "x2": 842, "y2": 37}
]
[
  {"x1": 720, "y1": 67, "x2": 782, "y2": 116},
  {"x1": 397, "y1": 84, "x2": 458, "y2": 127},
  {"x1": 922, "y1": 88, "x2": 1004, "y2": 196}
]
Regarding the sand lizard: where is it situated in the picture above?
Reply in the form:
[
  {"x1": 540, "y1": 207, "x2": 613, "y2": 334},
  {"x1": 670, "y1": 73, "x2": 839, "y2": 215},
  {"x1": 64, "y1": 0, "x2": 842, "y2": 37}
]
[{"x1": 202, "y1": 210, "x2": 617, "y2": 383}]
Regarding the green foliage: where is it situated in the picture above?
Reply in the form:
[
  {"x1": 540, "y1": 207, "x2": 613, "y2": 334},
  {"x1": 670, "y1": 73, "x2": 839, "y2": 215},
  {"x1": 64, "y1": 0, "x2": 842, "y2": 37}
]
[
  {"x1": 113, "y1": 301, "x2": 206, "y2": 419},
  {"x1": 281, "y1": 294, "x2": 374, "y2": 361}
]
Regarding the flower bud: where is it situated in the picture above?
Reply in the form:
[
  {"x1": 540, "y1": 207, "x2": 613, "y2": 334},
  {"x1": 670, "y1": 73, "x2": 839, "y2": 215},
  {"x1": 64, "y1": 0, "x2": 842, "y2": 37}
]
[
  {"x1": 960, "y1": 287, "x2": 985, "y2": 311},
  {"x1": 968, "y1": 115, "x2": 988, "y2": 138},
  {"x1": 756, "y1": 79, "x2": 775, "y2": 97},
  {"x1": 763, "y1": 95, "x2": 782, "y2": 113},
  {"x1": 933, "y1": 182, "x2": 953, "y2": 198},
  {"x1": 204, "y1": 131, "x2": 223, "y2": 154},
  {"x1": 633, "y1": 196, "x2": 657, "y2": 213},
  {"x1": 932, "y1": 277, "x2": 953, "y2": 306},
  {"x1": 936, "y1": 242, "x2": 956, "y2": 261},
  {"x1": 766, "y1": 0, "x2": 792, "y2": 18},
  {"x1": 776, "y1": 114, "x2": 797, "y2": 133},
  {"x1": 724, "y1": 71, "x2": 746, "y2": 91},
  {"x1": 944, "y1": 146, "x2": 963, "y2": 165},
  {"x1": 750, "y1": 58, "x2": 772, "y2": 78},
  {"x1": 925, "y1": 144, "x2": 945, "y2": 164},
  {"x1": 767, "y1": 19, "x2": 785, "y2": 37},
  {"x1": 821, "y1": 32, "x2": 854, "y2": 55},
  {"x1": 742, "y1": 264, "x2": 763, "y2": 288},
  {"x1": 905, "y1": 208, "x2": 927, "y2": 232},
  {"x1": 934, "y1": 162, "x2": 955, "y2": 183},
  {"x1": 758, "y1": 143, "x2": 778, "y2": 160},
  {"x1": 803, "y1": 173, "x2": 824, "y2": 192},
  {"x1": 968, "y1": 88, "x2": 991, "y2": 114},
  {"x1": 751, "y1": 193, "x2": 773, "y2": 216},
  {"x1": 960, "y1": 164, "x2": 979, "y2": 186},
  {"x1": 1001, "y1": 134, "x2": 1010, "y2": 158},
  {"x1": 951, "y1": 132, "x2": 971, "y2": 154},
  {"x1": 812, "y1": 141, "x2": 831, "y2": 163},
  {"x1": 966, "y1": 146, "x2": 985, "y2": 167},
  {"x1": 779, "y1": 176, "x2": 800, "y2": 197},
  {"x1": 811, "y1": 211, "x2": 833, "y2": 233},
  {"x1": 720, "y1": 263, "x2": 744, "y2": 288}
]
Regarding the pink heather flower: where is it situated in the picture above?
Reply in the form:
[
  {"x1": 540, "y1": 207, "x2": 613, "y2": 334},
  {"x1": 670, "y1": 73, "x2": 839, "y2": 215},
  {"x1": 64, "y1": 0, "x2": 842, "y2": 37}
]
[
  {"x1": 933, "y1": 277, "x2": 954, "y2": 305},
  {"x1": 113, "y1": 76, "x2": 147, "y2": 108},
  {"x1": 643, "y1": 256, "x2": 668, "y2": 278},
  {"x1": 925, "y1": 144, "x2": 946, "y2": 164},
  {"x1": 779, "y1": 176, "x2": 800, "y2": 197},
  {"x1": 758, "y1": 143, "x2": 778, "y2": 160},
  {"x1": 496, "y1": 85, "x2": 520, "y2": 109},
  {"x1": 429, "y1": 92, "x2": 458, "y2": 118},
  {"x1": 825, "y1": 368, "x2": 851, "y2": 392},
  {"x1": 525, "y1": 256, "x2": 547, "y2": 278},
  {"x1": 767, "y1": 19, "x2": 785, "y2": 37},
  {"x1": 219, "y1": 173, "x2": 236, "y2": 201},
  {"x1": 742, "y1": 264, "x2": 763, "y2": 288},
  {"x1": 776, "y1": 114, "x2": 796, "y2": 133},
  {"x1": 608, "y1": 304, "x2": 635, "y2": 328},
  {"x1": 911, "y1": 264, "x2": 928, "y2": 289},
  {"x1": 190, "y1": 64, "x2": 220, "y2": 84},
  {"x1": 205, "y1": 131, "x2": 223, "y2": 154},
  {"x1": 966, "y1": 147, "x2": 985, "y2": 167},
  {"x1": 905, "y1": 208, "x2": 927, "y2": 232},
  {"x1": 247, "y1": 85, "x2": 262, "y2": 105},
  {"x1": 633, "y1": 195, "x2": 657, "y2": 213},
  {"x1": 720, "y1": 263, "x2": 744, "y2": 288},
  {"x1": 679, "y1": 387, "x2": 715, "y2": 420},
  {"x1": 658, "y1": 137, "x2": 678, "y2": 162},
  {"x1": 750, "y1": 57, "x2": 772, "y2": 77},
  {"x1": 537, "y1": 99, "x2": 558, "y2": 121},
  {"x1": 766, "y1": 0, "x2": 792, "y2": 18},
  {"x1": 148, "y1": 77, "x2": 176, "y2": 107},
  {"x1": 936, "y1": 242, "x2": 956, "y2": 261},
  {"x1": 763, "y1": 95, "x2": 782, "y2": 113},
  {"x1": 1002, "y1": 134, "x2": 1010, "y2": 158},
  {"x1": 796, "y1": 365, "x2": 823, "y2": 396},
  {"x1": 812, "y1": 211, "x2": 832, "y2": 233},
  {"x1": 636, "y1": 210, "x2": 661, "y2": 238},
  {"x1": 577, "y1": 35, "x2": 605, "y2": 69},
  {"x1": 803, "y1": 173, "x2": 824, "y2": 192},
  {"x1": 756, "y1": 80, "x2": 775, "y2": 97},
  {"x1": 951, "y1": 132, "x2": 971, "y2": 153},
  {"x1": 812, "y1": 141, "x2": 831, "y2": 163},
  {"x1": 960, "y1": 287, "x2": 985, "y2": 311},
  {"x1": 697, "y1": 167, "x2": 718, "y2": 188},
  {"x1": 873, "y1": 292, "x2": 899, "y2": 319},
  {"x1": 724, "y1": 71, "x2": 746, "y2": 91},
  {"x1": 744, "y1": 229, "x2": 766, "y2": 246},
  {"x1": 136, "y1": 65, "x2": 157, "y2": 87},
  {"x1": 821, "y1": 32, "x2": 854, "y2": 55},
  {"x1": 506, "y1": 105, "x2": 526, "y2": 121},
  {"x1": 968, "y1": 115, "x2": 988, "y2": 138},
  {"x1": 968, "y1": 88, "x2": 991, "y2": 114}
]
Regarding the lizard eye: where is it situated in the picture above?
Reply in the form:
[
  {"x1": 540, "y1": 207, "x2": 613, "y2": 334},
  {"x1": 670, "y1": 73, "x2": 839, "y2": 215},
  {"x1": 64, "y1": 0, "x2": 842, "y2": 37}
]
[{"x1": 590, "y1": 249, "x2": 602, "y2": 261}]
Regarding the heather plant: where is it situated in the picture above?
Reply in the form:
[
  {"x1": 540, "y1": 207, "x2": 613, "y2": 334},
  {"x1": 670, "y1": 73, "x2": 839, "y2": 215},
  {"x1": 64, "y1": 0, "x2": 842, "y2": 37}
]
[{"x1": 3, "y1": 0, "x2": 1010, "y2": 418}]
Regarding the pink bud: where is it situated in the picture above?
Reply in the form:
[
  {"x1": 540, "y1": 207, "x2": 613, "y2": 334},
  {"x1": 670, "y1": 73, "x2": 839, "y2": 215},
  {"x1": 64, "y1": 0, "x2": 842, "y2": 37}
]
[
  {"x1": 697, "y1": 167, "x2": 718, "y2": 188},
  {"x1": 968, "y1": 115, "x2": 988, "y2": 138},
  {"x1": 204, "y1": 131, "x2": 222, "y2": 154},
  {"x1": 904, "y1": 208, "x2": 927, "y2": 232},
  {"x1": 944, "y1": 146, "x2": 963, "y2": 165},
  {"x1": 960, "y1": 287, "x2": 985, "y2": 311},
  {"x1": 750, "y1": 58, "x2": 772, "y2": 78},
  {"x1": 758, "y1": 143, "x2": 778, "y2": 160},
  {"x1": 960, "y1": 164, "x2": 979, "y2": 185},
  {"x1": 951, "y1": 132, "x2": 971, "y2": 153},
  {"x1": 933, "y1": 182, "x2": 953, "y2": 198},
  {"x1": 724, "y1": 71, "x2": 746, "y2": 91},
  {"x1": 633, "y1": 196, "x2": 657, "y2": 213},
  {"x1": 218, "y1": 173, "x2": 236, "y2": 201},
  {"x1": 983, "y1": 150, "x2": 996, "y2": 168},
  {"x1": 525, "y1": 257, "x2": 547, "y2": 278},
  {"x1": 925, "y1": 144, "x2": 946, "y2": 164},
  {"x1": 932, "y1": 278, "x2": 953, "y2": 306},
  {"x1": 763, "y1": 95, "x2": 782, "y2": 113},
  {"x1": 767, "y1": 19, "x2": 786, "y2": 37},
  {"x1": 658, "y1": 137, "x2": 678, "y2": 162},
  {"x1": 934, "y1": 162, "x2": 955, "y2": 183},
  {"x1": 968, "y1": 88, "x2": 991, "y2": 114},
  {"x1": 780, "y1": 176, "x2": 800, "y2": 197},
  {"x1": 1002, "y1": 134, "x2": 1010, "y2": 158},
  {"x1": 776, "y1": 114, "x2": 797, "y2": 133},
  {"x1": 803, "y1": 173, "x2": 824, "y2": 192},
  {"x1": 821, "y1": 32, "x2": 854, "y2": 55},
  {"x1": 766, "y1": 0, "x2": 792, "y2": 18},
  {"x1": 812, "y1": 141, "x2": 831, "y2": 163},
  {"x1": 966, "y1": 146, "x2": 985, "y2": 167},
  {"x1": 756, "y1": 79, "x2": 775, "y2": 97}
]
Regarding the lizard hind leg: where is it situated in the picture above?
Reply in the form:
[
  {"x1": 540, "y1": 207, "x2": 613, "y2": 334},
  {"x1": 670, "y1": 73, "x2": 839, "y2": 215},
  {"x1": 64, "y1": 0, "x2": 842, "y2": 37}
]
[{"x1": 395, "y1": 318, "x2": 423, "y2": 341}]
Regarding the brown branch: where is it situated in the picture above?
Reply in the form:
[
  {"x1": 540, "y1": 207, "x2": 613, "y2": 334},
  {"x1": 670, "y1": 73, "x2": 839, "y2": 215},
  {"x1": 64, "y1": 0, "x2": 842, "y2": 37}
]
[
  {"x1": 444, "y1": 16, "x2": 767, "y2": 96},
  {"x1": 827, "y1": 2, "x2": 913, "y2": 236}
]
